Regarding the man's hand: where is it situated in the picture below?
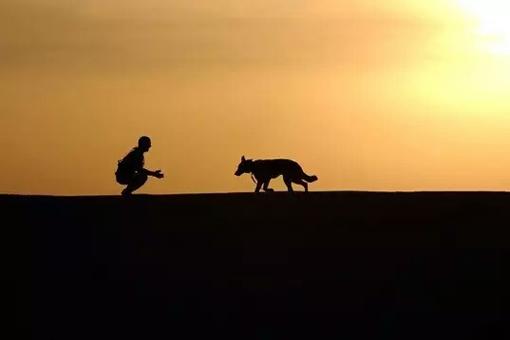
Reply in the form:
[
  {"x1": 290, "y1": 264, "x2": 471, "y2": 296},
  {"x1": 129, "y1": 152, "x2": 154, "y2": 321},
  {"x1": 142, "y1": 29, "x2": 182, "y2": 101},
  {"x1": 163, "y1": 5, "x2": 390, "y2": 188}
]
[{"x1": 153, "y1": 170, "x2": 164, "y2": 179}]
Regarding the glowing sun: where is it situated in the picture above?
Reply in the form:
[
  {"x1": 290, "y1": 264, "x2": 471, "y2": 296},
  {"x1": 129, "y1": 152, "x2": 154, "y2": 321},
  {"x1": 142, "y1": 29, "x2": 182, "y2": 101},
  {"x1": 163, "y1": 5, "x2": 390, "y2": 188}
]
[{"x1": 457, "y1": 0, "x2": 510, "y2": 54}]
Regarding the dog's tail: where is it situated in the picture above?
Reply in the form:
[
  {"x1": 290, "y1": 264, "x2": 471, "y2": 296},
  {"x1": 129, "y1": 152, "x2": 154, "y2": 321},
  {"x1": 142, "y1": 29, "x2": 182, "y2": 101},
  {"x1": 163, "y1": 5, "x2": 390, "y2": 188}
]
[{"x1": 303, "y1": 173, "x2": 318, "y2": 183}]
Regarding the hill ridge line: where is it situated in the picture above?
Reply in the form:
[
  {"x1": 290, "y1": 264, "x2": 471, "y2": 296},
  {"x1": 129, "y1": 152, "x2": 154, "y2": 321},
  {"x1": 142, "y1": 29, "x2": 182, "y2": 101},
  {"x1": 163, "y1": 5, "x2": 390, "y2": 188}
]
[{"x1": 2, "y1": 190, "x2": 510, "y2": 199}]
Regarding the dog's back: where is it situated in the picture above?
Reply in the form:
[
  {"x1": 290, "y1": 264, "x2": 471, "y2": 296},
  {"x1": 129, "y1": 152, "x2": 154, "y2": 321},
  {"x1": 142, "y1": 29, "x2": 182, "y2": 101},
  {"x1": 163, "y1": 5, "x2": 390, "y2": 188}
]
[
  {"x1": 251, "y1": 159, "x2": 300, "y2": 179},
  {"x1": 252, "y1": 159, "x2": 318, "y2": 183}
]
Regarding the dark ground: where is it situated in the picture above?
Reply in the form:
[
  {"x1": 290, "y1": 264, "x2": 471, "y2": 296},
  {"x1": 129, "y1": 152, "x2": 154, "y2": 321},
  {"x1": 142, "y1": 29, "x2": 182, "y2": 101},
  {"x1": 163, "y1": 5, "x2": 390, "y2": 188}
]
[{"x1": 8, "y1": 192, "x2": 510, "y2": 339}]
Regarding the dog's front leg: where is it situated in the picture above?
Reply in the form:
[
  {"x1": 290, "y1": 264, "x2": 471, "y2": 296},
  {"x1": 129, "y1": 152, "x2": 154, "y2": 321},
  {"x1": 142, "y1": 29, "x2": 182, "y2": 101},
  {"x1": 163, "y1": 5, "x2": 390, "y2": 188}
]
[
  {"x1": 254, "y1": 180, "x2": 262, "y2": 193},
  {"x1": 263, "y1": 180, "x2": 274, "y2": 192}
]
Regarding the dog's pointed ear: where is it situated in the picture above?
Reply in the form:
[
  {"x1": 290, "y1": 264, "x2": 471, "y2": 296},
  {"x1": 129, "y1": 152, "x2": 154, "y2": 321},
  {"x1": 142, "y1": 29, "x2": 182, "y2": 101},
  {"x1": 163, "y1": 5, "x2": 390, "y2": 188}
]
[{"x1": 241, "y1": 155, "x2": 246, "y2": 162}]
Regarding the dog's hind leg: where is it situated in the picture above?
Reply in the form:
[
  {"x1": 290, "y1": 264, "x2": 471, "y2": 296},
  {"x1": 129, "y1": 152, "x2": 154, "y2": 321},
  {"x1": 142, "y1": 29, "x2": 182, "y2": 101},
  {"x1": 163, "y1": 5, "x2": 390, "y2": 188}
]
[{"x1": 294, "y1": 179, "x2": 308, "y2": 192}]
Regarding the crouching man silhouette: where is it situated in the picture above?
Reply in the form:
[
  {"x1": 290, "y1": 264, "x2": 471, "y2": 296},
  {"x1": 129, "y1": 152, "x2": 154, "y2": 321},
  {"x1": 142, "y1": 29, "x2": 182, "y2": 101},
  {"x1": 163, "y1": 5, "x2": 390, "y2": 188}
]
[{"x1": 116, "y1": 136, "x2": 164, "y2": 196}]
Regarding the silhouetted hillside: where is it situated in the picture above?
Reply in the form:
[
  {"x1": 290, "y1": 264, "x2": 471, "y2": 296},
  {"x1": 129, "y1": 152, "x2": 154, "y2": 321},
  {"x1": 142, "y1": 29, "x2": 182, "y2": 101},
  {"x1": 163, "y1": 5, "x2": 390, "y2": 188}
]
[{"x1": 9, "y1": 192, "x2": 510, "y2": 339}]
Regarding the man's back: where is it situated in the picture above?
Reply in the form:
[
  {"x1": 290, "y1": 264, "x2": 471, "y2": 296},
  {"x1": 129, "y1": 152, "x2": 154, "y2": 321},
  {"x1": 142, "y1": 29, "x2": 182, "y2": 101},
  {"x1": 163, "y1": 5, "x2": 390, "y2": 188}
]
[{"x1": 117, "y1": 148, "x2": 144, "y2": 176}]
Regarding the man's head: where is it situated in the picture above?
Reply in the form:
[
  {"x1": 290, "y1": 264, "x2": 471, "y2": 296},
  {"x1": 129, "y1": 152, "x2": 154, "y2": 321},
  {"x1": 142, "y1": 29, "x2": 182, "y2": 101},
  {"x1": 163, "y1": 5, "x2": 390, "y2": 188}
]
[
  {"x1": 234, "y1": 155, "x2": 252, "y2": 176},
  {"x1": 138, "y1": 136, "x2": 152, "y2": 152}
]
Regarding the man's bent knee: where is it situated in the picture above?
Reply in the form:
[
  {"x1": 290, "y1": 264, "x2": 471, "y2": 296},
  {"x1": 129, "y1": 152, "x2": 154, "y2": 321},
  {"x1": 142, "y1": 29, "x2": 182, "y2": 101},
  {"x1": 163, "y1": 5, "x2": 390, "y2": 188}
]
[{"x1": 137, "y1": 173, "x2": 148, "y2": 183}]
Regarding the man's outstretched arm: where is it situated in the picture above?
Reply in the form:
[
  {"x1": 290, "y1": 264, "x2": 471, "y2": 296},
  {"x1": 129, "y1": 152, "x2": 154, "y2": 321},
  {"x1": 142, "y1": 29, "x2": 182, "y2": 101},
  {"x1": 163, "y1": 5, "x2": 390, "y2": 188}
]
[{"x1": 141, "y1": 168, "x2": 164, "y2": 178}]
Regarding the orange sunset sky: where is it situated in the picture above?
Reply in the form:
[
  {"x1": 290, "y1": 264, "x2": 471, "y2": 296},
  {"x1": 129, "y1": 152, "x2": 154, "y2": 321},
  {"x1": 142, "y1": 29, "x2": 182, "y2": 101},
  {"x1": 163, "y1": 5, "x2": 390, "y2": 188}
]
[{"x1": 1, "y1": 0, "x2": 510, "y2": 195}]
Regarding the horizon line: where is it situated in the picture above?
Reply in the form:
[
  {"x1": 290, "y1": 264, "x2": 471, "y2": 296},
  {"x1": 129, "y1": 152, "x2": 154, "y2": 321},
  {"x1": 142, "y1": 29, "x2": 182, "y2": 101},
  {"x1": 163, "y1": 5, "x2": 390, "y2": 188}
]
[{"x1": 2, "y1": 190, "x2": 510, "y2": 198}]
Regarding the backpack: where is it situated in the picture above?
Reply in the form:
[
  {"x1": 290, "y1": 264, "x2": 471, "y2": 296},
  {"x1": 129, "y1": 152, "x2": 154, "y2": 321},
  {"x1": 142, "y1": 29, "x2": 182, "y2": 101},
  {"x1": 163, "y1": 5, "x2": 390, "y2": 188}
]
[
  {"x1": 116, "y1": 151, "x2": 134, "y2": 176},
  {"x1": 115, "y1": 148, "x2": 142, "y2": 176}
]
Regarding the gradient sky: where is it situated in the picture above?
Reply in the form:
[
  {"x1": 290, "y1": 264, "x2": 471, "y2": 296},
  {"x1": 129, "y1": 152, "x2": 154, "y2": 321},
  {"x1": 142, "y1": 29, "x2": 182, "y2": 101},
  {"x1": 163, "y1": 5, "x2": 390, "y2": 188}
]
[{"x1": 1, "y1": 0, "x2": 510, "y2": 194}]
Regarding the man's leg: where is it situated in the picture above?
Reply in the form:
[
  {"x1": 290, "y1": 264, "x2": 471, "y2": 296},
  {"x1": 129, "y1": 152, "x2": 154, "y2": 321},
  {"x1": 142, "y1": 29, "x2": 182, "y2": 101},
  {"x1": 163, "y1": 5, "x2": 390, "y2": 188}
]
[{"x1": 122, "y1": 173, "x2": 148, "y2": 196}]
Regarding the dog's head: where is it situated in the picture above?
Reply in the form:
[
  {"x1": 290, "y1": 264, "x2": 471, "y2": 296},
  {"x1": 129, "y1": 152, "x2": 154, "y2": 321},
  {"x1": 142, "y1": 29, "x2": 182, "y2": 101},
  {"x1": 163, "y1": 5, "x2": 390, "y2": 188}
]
[{"x1": 235, "y1": 156, "x2": 252, "y2": 176}]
